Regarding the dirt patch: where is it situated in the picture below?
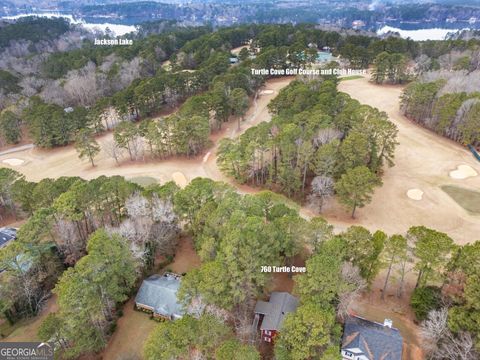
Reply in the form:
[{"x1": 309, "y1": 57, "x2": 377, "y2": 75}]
[
  {"x1": 167, "y1": 237, "x2": 201, "y2": 275},
  {"x1": 2, "y1": 158, "x2": 25, "y2": 166},
  {"x1": 102, "y1": 299, "x2": 157, "y2": 360},
  {"x1": 407, "y1": 189, "x2": 423, "y2": 201},
  {"x1": 441, "y1": 185, "x2": 480, "y2": 214},
  {"x1": 231, "y1": 45, "x2": 249, "y2": 55},
  {"x1": 449, "y1": 164, "x2": 478, "y2": 179},
  {"x1": 266, "y1": 273, "x2": 294, "y2": 293},
  {"x1": 0, "y1": 211, "x2": 25, "y2": 227}
]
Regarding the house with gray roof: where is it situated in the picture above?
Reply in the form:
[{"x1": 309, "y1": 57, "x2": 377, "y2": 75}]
[
  {"x1": 0, "y1": 227, "x2": 16, "y2": 249},
  {"x1": 135, "y1": 273, "x2": 186, "y2": 320},
  {"x1": 253, "y1": 292, "x2": 299, "y2": 343},
  {"x1": 341, "y1": 315, "x2": 403, "y2": 360}
]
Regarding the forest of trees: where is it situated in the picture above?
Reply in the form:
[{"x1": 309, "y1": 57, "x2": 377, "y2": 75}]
[
  {"x1": 217, "y1": 78, "x2": 397, "y2": 217},
  {"x1": 396, "y1": 43, "x2": 480, "y2": 147},
  {"x1": 2, "y1": 18, "x2": 479, "y2": 148},
  {"x1": 371, "y1": 51, "x2": 409, "y2": 84},
  {"x1": 401, "y1": 74, "x2": 480, "y2": 147},
  {"x1": 0, "y1": 17, "x2": 70, "y2": 50},
  {"x1": 1, "y1": 17, "x2": 480, "y2": 359},
  {"x1": 0, "y1": 170, "x2": 478, "y2": 359}
]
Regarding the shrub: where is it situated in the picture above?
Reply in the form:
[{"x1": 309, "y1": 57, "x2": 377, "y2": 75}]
[{"x1": 410, "y1": 286, "x2": 442, "y2": 321}]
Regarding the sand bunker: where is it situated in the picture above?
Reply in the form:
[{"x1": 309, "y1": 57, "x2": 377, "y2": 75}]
[
  {"x1": 407, "y1": 189, "x2": 424, "y2": 200},
  {"x1": 172, "y1": 172, "x2": 188, "y2": 188},
  {"x1": 449, "y1": 165, "x2": 478, "y2": 180},
  {"x1": 259, "y1": 89, "x2": 274, "y2": 95},
  {"x1": 2, "y1": 158, "x2": 24, "y2": 166}
]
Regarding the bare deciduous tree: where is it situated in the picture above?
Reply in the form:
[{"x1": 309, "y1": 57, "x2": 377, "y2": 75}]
[
  {"x1": 308, "y1": 175, "x2": 334, "y2": 212},
  {"x1": 414, "y1": 54, "x2": 432, "y2": 74},
  {"x1": 108, "y1": 193, "x2": 180, "y2": 267},
  {"x1": 421, "y1": 308, "x2": 478, "y2": 360},
  {"x1": 313, "y1": 127, "x2": 342, "y2": 147},
  {"x1": 103, "y1": 139, "x2": 125, "y2": 165},
  {"x1": 129, "y1": 135, "x2": 145, "y2": 161},
  {"x1": 53, "y1": 218, "x2": 86, "y2": 265},
  {"x1": 337, "y1": 262, "x2": 367, "y2": 320},
  {"x1": 421, "y1": 308, "x2": 449, "y2": 353},
  {"x1": 64, "y1": 62, "x2": 99, "y2": 106}
]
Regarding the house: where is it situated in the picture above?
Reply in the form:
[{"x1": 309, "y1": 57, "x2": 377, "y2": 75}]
[
  {"x1": 0, "y1": 228, "x2": 32, "y2": 274},
  {"x1": 135, "y1": 273, "x2": 186, "y2": 320},
  {"x1": 253, "y1": 292, "x2": 299, "y2": 343},
  {"x1": 0, "y1": 227, "x2": 16, "y2": 249},
  {"x1": 352, "y1": 20, "x2": 366, "y2": 29},
  {"x1": 341, "y1": 315, "x2": 403, "y2": 360}
]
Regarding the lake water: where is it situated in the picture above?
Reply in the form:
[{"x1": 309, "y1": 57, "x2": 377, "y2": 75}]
[
  {"x1": 377, "y1": 25, "x2": 469, "y2": 41},
  {"x1": 2, "y1": 13, "x2": 137, "y2": 36},
  {"x1": 2, "y1": 13, "x2": 472, "y2": 41}
]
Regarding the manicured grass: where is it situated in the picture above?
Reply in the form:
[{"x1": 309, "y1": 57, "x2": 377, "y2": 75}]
[
  {"x1": 441, "y1": 185, "x2": 480, "y2": 214},
  {"x1": 128, "y1": 176, "x2": 158, "y2": 187},
  {"x1": 340, "y1": 75, "x2": 364, "y2": 81}
]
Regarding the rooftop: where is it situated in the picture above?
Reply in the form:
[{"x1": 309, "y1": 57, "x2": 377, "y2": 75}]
[
  {"x1": 135, "y1": 273, "x2": 185, "y2": 319},
  {"x1": 342, "y1": 315, "x2": 403, "y2": 360},
  {"x1": 254, "y1": 292, "x2": 299, "y2": 331},
  {"x1": 0, "y1": 227, "x2": 16, "y2": 248}
]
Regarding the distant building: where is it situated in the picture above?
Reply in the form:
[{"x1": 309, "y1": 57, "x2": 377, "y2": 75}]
[
  {"x1": 352, "y1": 20, "x2": 365, "y2": 29},
  {"x1": 253, "y1": 292, "x2": 299, "y2": 343},
  {"x1": 341, "y1": 315, "x2": 403, "y2": 360},
  {"x1": 135, "y1": 273, "x2": 186, "y2": 320},
  {"x1": 0, "y1": 227, "x2": 16, "y2": 249},
  {"x1": 0, "y1": 228, "x2": 33, "y2": 274}
]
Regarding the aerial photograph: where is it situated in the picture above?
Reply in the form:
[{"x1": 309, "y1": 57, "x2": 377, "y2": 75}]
[{"x1": 0, "y1": 0, "x2": 479, "y2": 359}]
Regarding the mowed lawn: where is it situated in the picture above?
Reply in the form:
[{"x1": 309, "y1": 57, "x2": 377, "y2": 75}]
[
  {"x1": 102, "y1": 237, "x2": 201, "y2": 360},
  {"x1": 441, "y1": 185, "x2": 480, "y2": 215},
  {"x1": 128, "y1": 176, "x2": 158, "y2": 187}
]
